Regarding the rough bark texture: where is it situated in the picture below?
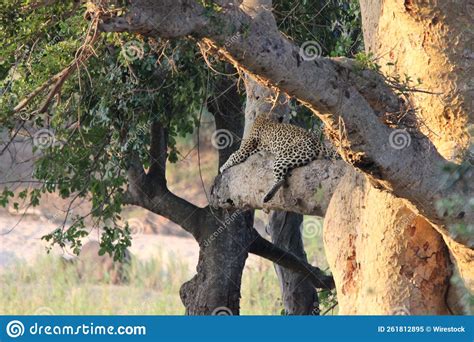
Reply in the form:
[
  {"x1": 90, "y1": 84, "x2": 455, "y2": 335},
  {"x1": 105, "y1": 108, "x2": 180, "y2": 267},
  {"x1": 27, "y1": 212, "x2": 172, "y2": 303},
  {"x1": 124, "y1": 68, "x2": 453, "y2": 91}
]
[
  {"x1": 360, "y1": 0, "x2": 473, "y2": 159},
  {"x1": 123, "y1": 71, "x2": 333, "y2": 314},
  {"x1": 322, "y1": 0, "x2": 473, "y2": 315},
  {"x1": 211, "y1": 157, "x2": 346, "y2": 216},
  {"x1": 239, "y1": 71, "x2": 322, "y2": 314},
  {"x1": 360, "y1": 0, "x2": 474, "y2": 292},
  {"x1": 232, "y1": 66, "x2": 332, "y2": 313},
  {"x1": 120, "y1": 71, "x2": 250, "y2": 315},
  {"x1": 325, "y1": 169, "x2": 452, "y2": 314},
  {"x1": 268, "y1": 211, "x2": 318, "y2": 315},
  {"x1": 98, "y1": 0, "x2": 474, "y2": 245},
  {"x1": 180, "y1": 209, "x2": 252, "y2": 315}
]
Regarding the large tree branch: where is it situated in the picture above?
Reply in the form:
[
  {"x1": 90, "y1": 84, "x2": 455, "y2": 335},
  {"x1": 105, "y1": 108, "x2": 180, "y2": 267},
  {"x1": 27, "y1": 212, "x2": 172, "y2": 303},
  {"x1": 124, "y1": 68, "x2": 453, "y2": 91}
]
[
  {"x1": 211, "y1": 154, "x2": 347, "y2": 216},
  {"x1": 123, "y1": 123, "x2": 204, "y2": 237},
  {"x1": 97, "y1": 1, "x2": 473, "y2": 246},
  {"x1": 124, "y1": 155, "x2": 204, "y2": 237},
  {"x1": 212, "y1": 75, "x2": 347, "y2": 216}
]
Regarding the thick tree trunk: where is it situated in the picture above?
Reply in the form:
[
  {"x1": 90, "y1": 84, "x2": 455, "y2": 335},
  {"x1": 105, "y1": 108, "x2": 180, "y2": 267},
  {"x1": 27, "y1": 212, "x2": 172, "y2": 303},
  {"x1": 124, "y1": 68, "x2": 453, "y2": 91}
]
[
  {"x1": 268, "y1": 211, "x2": 318, "y2": 315},
  {"x1": 323, "y1": 0, "x2": 473, "y2": 315},
  {"x1": 123, "y1": 66, "x2": 333, "y2": 315},
  {"x1": 324, "y1": 169, "x2": 452, "y2": 314},
  {"x1": 180, "y1": 70, "x2": 253, "y2": 315},
  {"x1": 180, "y1": 209, "x2": 253, "y2": 315},
  {"x1": 181, "y1": 69, "x2": 333, "y2": 314},
  {"x1": 98, "y1": 0, "x2": 474, "y2": 242}
]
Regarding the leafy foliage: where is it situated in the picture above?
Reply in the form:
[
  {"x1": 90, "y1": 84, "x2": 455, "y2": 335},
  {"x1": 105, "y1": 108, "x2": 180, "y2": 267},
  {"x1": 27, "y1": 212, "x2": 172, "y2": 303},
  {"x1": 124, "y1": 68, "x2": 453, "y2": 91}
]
[
  {"x1": 273, "y1": 0, "x2": 362, "y2": 57},
  {"x1": 273, "y1": 0, "x2": 363, "y2": 127},
  {"x1": 0, "y1": 0, "x2": 362, "y2": 258}
]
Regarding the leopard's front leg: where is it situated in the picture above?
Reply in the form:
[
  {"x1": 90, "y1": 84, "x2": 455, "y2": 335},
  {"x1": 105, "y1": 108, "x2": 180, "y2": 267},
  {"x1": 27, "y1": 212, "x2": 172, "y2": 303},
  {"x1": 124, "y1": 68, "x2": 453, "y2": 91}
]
[{"x1": 219, "y1": 138, "x2": 258, "y2": 173}]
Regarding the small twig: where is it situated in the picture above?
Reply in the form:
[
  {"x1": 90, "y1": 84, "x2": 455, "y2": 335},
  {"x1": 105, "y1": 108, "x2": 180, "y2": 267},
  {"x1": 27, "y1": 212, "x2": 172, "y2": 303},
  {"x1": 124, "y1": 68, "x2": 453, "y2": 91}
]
[
  {"x1": 13, "y1": 12, "x2": 101, "y2": 115},
  {"x1": 321, "y1": 301, "x2": 338, "y2": 315},
  {"x1": 0, "y1": 121, "x2": 26, "y2": 156}
]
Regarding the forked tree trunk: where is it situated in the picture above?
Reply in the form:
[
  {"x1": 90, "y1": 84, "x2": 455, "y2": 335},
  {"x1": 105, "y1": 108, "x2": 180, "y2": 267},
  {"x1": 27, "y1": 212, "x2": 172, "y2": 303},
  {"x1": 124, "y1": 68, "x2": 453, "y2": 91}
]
[{"x1": 324, "y1": 0, "x2": 472, "y2": 315}]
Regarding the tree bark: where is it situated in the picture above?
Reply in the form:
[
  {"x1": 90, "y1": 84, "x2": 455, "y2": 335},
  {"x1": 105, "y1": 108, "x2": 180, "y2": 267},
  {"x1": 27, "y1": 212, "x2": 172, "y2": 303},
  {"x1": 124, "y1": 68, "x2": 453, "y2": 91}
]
[
  {"x1": 211, "y1": 157, "x2": 346, "y2": 215},
  {"x1": 268, "y1": 211, "x2": 318, "y2": 315},
  {"x1": 239, "y1": 70, "x2": 327, "y2": 314},
  {"x1": 124, "y1": 71, "x2": 333, "y2": 314},
  {"x1": 180, "y1": 208, "x2": 253, "y2": 315},
  {"x1": 325, "y1": 169, "x2": 453, "y2": 314},
  {"x1": 323, "y1": 0, "x2": 473, "y2": 315}
]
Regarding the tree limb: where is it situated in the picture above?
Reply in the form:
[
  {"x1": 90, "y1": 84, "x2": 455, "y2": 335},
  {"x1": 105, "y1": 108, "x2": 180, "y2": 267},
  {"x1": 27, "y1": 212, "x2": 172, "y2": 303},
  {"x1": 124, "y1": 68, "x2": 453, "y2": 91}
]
[
  {"x1": 211, "y1": 153, "x2": 347, "y2": 216},
  {"x1": 15, "y1": 12, "x2": 100, "y2": 114},
  {"x1": 123, "y1": 133, "x2": 203, "y2": 237},
  {"x1": 96, "y1": 0, "x2": 473, "y2": 247},
  {"x1": 249, "y1": 229, "x2": 335, "y2": 290}
]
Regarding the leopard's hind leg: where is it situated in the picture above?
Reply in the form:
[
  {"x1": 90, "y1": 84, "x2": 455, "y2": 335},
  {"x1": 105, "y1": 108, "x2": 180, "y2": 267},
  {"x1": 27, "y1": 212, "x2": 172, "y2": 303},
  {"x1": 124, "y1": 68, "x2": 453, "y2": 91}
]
[
  {"x1": 263, "y1": 157, "x2": 294, "y2": 203},
  {"x1": 263, "y1": 147, "x2": 318, "y2": 203}
]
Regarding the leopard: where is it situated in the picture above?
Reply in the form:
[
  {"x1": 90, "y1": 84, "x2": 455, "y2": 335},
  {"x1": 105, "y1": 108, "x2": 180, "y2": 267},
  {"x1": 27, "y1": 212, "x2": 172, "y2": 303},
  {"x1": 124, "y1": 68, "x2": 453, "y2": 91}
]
[{"x1": 219, "y1": 113, "x2": 336, "y2": 203}]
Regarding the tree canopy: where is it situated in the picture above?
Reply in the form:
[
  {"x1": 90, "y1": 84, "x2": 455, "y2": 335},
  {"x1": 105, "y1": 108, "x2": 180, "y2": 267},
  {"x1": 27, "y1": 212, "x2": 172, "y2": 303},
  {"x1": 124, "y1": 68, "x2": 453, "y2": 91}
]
[{"x1": 0, "y1": 0, "x2": 362, "y2": 258}]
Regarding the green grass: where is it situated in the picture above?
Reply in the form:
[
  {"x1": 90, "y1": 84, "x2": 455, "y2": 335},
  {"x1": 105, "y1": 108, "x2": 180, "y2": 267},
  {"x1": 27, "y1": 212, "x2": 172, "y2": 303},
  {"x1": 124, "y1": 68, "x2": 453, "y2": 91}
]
[{"x1": 241, "y1": 258, "x2": 282, "y2": 315}]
